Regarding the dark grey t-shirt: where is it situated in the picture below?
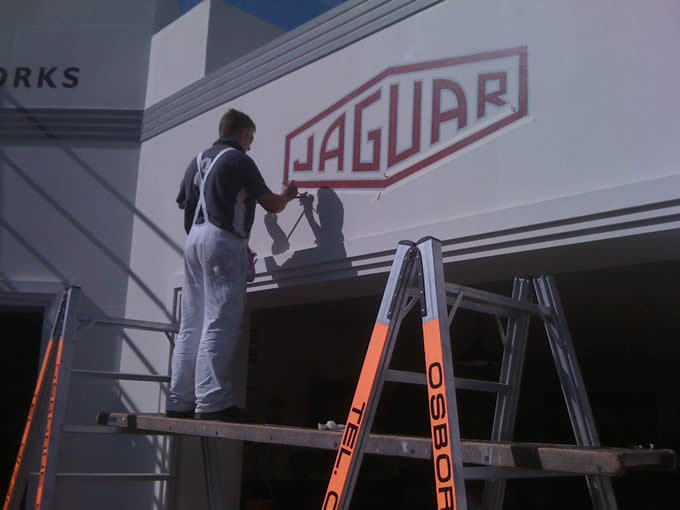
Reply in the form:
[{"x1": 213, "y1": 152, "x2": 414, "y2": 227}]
[{"x1": 176, "y1": 137, "x2": 272, "y2": 236}]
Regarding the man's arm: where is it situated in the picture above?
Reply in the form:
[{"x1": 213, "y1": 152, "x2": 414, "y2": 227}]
[
  {"x1": 241, "y1": 155, "x2": 297, "y2": 213},
  {"x1": 257, "y1": 181, "x2": 298, "y2": 213}
]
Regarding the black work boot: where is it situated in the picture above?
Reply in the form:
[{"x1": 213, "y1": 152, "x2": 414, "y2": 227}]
[
  {"x1": 165, "y1": 409, "x2": 195, "y2": 419},
  {"x1": 195, "y1": 405, "x2": 255, "y2": 423}
]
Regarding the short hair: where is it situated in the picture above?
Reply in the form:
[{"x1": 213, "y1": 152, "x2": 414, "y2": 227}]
[{"x1": 219, "y1": 108, "x2": 256, "y2": 137}]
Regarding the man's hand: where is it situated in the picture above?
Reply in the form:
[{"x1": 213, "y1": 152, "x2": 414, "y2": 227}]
[
  {"x1": 282, "y1": 180, "x2": 298, "y2": 201},
  {"x1": 258, "y1": 181, "x2": 299, "y2": 213}
]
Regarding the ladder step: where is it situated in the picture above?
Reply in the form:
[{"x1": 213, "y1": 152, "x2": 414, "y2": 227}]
[
  {"x1": 446, "y1": 297, "x2": 519, "y2": 318},
  {"x1": 384, "y1": 369, "x2": 509, "y2": 393},
  {"x1": 444, "y1": 283, "x2": 551, "y2": 317},
  {"x1": 72, "y1": 370, "x2": 170, "y2": 382},
  {"x1": 455, "y1": 378, "x2": 509, "y2": 393},
  {"x1": 78, "y1": 314, "x2": 178, "y2": 333},
  {"x1": 30, "y1": 472, "x2": 172, "y2": 481},
  {"x1": 99, "y1": 412, "x2": 677, "y2": 476}
]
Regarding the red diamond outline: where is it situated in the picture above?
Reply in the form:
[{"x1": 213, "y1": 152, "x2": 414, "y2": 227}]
[{"x1": 283, "y1": 46, "x2": 528, "y2": 189}]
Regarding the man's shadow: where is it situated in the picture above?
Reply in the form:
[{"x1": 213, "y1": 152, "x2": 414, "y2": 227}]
[{"x1": 263, "y1": 187, "x2": 355, "y2": 280}]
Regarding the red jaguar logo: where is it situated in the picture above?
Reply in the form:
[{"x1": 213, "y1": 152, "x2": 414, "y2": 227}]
[{"x1": 284, "y1": 47, "x2": 527, "y2": 189}]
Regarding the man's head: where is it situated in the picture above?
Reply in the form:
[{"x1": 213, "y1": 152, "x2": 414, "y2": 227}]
[{"x1": 219, "y1": 108, "x2": 256, "y2": 151}]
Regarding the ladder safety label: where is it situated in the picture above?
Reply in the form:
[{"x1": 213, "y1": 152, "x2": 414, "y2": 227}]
[
  {"x1": 322, "y1": 323, "x2": 389, "y2": 510},
  {"x1": 331, "y1": 402, "x2": 365, "y2": 476},
  {"x1": 423, "y1": 320, "x2": 457, "y2": 510}
]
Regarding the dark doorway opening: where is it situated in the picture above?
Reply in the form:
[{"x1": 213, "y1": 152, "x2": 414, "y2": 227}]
[
  {"x1": 243, "y1": 258, "x2": 679, "y2": 509},
  {"x1": 1, "y1": 306, "x2": 45, "y2": 502}
]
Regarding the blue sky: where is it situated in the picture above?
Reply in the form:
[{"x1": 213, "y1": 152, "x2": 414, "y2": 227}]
[{"x1": 178, "y1": 0, "x2": 347, "y2": 30}]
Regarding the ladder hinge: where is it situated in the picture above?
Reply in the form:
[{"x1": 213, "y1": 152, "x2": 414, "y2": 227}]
[
  {"x1": 387, "y1": 247, "x2": 416, "y2": 320},
  {"x1": 416, "y1": 251, "x2": 427, "y2": 317}
]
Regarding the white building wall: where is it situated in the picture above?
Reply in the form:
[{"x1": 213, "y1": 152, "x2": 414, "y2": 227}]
[
  {"x1": 0, "y1": 0, "x2": 152, "y2": 109},
  {"x1": 128, "y1": 0, "x2": 680, "y2": 314},
  {"x1": 0, "y1": 1, "x2": 159, "y2": 508},
  {"x1": 145, "y1": 1, "x2": 211, "y2": 108},
  {"x1": 0, "y1": 0, "x2": 153, "y2": 294}
]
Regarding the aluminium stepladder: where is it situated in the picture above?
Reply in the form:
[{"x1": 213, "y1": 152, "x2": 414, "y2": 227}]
[
  {"x1": 4, "y1": 286, "x2": 179, "y2": 510},
  {"x1": 4, "y1": 286, "x2": 80, "y2": 510},
  {"x1": 321, "y1": 237, "x2": 618, "y2": 510}
]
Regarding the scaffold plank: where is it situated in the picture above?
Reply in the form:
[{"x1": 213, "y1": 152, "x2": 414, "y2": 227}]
[{"x1": 97, "y1": 412, "x2": 675, "y2": 477}]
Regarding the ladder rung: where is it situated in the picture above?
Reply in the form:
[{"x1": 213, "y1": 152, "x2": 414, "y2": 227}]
[
  {"x1": 384, "y1": 369, "x2": 509, "y2": 393},
  {"x1": 30, "y1": 472, "x2": 171, "y2": 481},
  {"x1": 444, "y1": 283, "x2": 551, "y2": 317},
  {"x1": 406, "y1": 288, "x2": 545, "y2": 318},
  {"x1": 79, "y1": 314, "x2": 178, "y2": 333},
  {"x1": 455, "y1": 378, "x2": 509, "y2": 393},
  {"x1": 72, "y1": 370, "x2": 170, "y2": 382},
  {"x1": 447, "y1": 298, "x2": 519, "y2": 318},
  {"x1": 384, "y1": 369, "x2": 425, "y2": 385}
]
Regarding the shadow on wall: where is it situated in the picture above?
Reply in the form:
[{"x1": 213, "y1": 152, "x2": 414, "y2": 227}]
[
  {"x1": 0, "y1": 89, "x2": 182, "y2": 321},
  {"x1": 1, "y1": 90, "x2": 178, "y2": 509},
  {"x1": 263, "y1": 187, "x2": 356, "y2": 282},
  {"x1": 0, "y1": 271, "x2": 19, "y2": 291}
]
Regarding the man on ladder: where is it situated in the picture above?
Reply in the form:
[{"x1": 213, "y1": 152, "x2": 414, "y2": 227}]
[{"x1": 169, "y1": 108, "x2": 297, "y2": 422}]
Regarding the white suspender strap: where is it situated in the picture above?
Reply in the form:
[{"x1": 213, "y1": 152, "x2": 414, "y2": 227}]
[{"x1": 192, "y1": 148, "x2": 234, "y2": 226}]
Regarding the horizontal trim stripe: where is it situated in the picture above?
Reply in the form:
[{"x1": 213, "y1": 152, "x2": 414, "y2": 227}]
[
  {"x1": 248, "y1": 193, "x2": 680, "y2": 293},
  {"x1": 0, "y1": 107, "x2": 142, "y2": 143},
  {"x1": 141, "y1": 0, "x2": 442, "y2": 141}
]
